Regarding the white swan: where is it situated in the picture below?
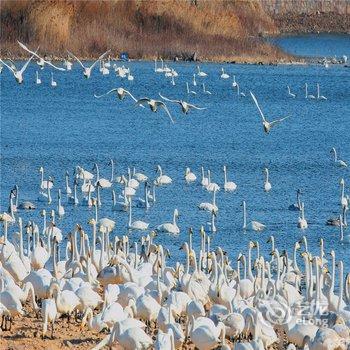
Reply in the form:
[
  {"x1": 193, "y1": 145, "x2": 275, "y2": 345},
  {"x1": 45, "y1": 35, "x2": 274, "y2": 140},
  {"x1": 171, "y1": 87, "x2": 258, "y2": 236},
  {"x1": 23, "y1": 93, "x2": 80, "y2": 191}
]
[
  {"x1": 0, "y1": 56, "x2": 35, "y2": 84},
  {"x1": 263, "y1": 168, "x2": 272, "y2": 192},
  {"x1": 197, "y1": 66, "x2": 207, "y2": 77},
  {"x1": 36, "y1": 71, "x2": 41, "y2": 85},
  {"x1": 135, "y1": 97, "x2": 174, "y2": 123},
  {"x1": 186, "y1": 82, "x2": 196, "y2": 95},
  {"x1": 67, "y1": 49, "x2": 110, "y2": 78},
  {"x1": 193, "y1": 74, "x2": 197, "y2": 86},
  {"x1": 202, "y1": 83, "x2": 212, "y2": 94},
  {"x1": 287, "y1": 85, "x2": 296, "y2": 98},
  {"x1": 41, "y1": 298, "x2": 58, "y2": 338},
  {"x1": 17, "y1": 41, "x2": 65, "y2": 71},
  {"x1": 128, "y1": 200, "x2": 149, "y2": 231},
  {"x1": 242, "y1": 201, "x2": 265, "y2": 231},
  {"x1": 232, "y1": 75, "x2": 237, "y2": 87},
  {"x1": 206, "y1": 170, "x2": 220, "y2": 192},
  {"x1": 39, "y1": 166, "x2": 54, "y2": 190},
  {"x1": 330, "y1": 148, "x2": 347, "y2": 167},
  {"x1": 223, "y1": 165, "x2": 237, "y2": 192},
  {"x1": 188, "y1": 315, "x2": 225, "y2": 350},
  {"x1": 198, "y1": 190, "x2": 218, "y2": 213},
  {"x1": 201, "y1": 166, "x2": 209, "y2": 187},
  {"x1": 94, "y1": 87, "x2": 138, "y2": 102},
  {"x1": 154, "y1": 165, "x2": 172, "y2": 186},
  {"x1": 185, "y1": 167, "x2": 197, "y2": 183},
  {"x1": 220, "y1": 68, "x2": 230, "y2": 79},
  {"x1": 51, "y1": 72, "x2": 57, "y2": 87},
  {"x1": 57, "y1": 189, "x2": 65, "y2": 218},
  {"x1": 155, "y1": 58, "x2": 164, "y2": 73},
  {"x1": 305, "y1": 83, "x2": 316, "y2": 99},
  {"x1": 317, "y1": 83, "x2": 327, "y2": 100},
  {"x1": 297, "y1": 202, "x2": 308, "y2": 229},
  {"x1": 250, "y1": 91, "x2": 290, "y2": 133},
  {"x1": 159, "y1": 93, "x2": 206, "y2": 114},
  {"x1": 157, "y1": 209, "x2": 180, "y2": 234}
]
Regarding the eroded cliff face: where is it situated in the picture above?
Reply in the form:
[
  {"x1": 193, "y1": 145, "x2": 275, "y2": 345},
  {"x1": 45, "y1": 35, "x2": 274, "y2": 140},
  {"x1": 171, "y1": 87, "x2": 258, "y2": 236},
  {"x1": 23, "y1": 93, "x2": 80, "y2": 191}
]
[
  {"x1": 260, "y1": 0, "x2": 349, "y2": 15},
  {"x1": 0, "y1": 0, "x2": 282, "y2": 61},
  {"x1": 260, "y1": 0, "x2": 350, "y2": 33},
  {"x1": 0, "y1": 0, "x2": 348, "y2": 61}
]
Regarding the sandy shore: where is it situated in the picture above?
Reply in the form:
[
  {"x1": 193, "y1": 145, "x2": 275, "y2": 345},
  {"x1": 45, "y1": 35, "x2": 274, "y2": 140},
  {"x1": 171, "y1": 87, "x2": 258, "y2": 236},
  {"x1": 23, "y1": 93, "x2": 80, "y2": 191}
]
[{"x1": 0, "y1": 302, "x2": 119, "y2": 350}]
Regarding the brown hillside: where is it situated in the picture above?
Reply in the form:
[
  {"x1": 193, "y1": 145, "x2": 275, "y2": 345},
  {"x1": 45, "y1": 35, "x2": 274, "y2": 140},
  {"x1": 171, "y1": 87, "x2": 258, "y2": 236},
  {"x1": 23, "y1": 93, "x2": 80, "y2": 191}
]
[{"x1": 0, "y1": 0, "x2": 285, "y2": 62}]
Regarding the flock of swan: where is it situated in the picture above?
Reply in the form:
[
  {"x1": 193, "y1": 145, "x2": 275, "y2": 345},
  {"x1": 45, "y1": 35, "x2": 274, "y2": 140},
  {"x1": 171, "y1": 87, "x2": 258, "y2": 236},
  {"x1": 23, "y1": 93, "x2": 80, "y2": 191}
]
[
  {"x1": 1, "y1": 41, "x2": 350, "y2": 350},
  {"x1": 0, "y1": 152, "x2": 349, "y2": 349},
  {"x1": 0, "y1": 41, "x2": 330, "y2": 127}
]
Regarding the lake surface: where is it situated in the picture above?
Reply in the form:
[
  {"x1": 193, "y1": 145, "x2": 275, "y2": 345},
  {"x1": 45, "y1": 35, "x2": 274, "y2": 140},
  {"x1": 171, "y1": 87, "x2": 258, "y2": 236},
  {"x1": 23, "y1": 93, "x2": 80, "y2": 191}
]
[
  {"x1": 1, "y1": 58, "x2": 349, "y2": 271},
  {"x1": 270, "y1": 33, "x2": 350, "y2": 58}
]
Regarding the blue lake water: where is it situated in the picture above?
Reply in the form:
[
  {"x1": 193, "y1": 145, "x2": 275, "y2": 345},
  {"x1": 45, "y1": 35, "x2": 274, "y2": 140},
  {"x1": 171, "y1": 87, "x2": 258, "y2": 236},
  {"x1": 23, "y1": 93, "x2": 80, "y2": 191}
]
[
  {"x1": 1, "y1": 57, "x2": 350, "y2": 271},
  {"x1": 270, "y1": 33, "x2": 350, "y2": 58}
]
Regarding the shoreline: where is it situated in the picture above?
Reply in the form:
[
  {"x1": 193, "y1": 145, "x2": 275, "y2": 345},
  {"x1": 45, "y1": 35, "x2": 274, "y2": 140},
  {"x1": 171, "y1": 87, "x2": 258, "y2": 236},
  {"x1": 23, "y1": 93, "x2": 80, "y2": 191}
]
[{"x1": 1, "y1": 55, "x2": 348, "y2": 67}]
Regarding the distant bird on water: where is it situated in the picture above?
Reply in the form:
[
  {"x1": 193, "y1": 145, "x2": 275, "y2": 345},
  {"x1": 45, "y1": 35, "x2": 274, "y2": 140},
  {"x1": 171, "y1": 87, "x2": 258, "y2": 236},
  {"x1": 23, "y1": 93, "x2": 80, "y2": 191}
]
[
  {"x1": 250, "y1": 91, "x2": 290, "y2": 134},
  {"x1": 287, "y1": 85, "x2": 296, "y2": 98},
  {"x1": 186, "y1": 82, "x2": 196, "y2": 95}
]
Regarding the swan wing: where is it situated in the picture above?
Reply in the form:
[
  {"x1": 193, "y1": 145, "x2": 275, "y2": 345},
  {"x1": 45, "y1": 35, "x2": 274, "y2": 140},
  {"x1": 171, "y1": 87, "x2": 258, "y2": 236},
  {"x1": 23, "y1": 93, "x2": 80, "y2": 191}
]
[
  {"x1": 249, "y1": 91, "x2": 266, "y2": 122},
  {"x1": 157, "y1": 102, "x2": 175, "y2": 124},
  {"x1": 89, "y1": 49, "x2": 111, "y2": 70},
  {"x1": 67, "y1": 50, "x2": 86, "y2": 69},
  {"x1": 0, "y1": 59, "x2": 16, "y2": 74},
  {"x1": 20, "y1": 51, "x2": 38, "y2": 74},
  {"x1": 159, "y1": 93, "x2": 181, "y2": 104},
  {"x1": 187, "y1": 103, "x2": 207, "y2": 110},
  {"x1": 44, "y1": 60, "x2": 66, "y2": 71},
  {"x1": 94, "y1": 88, "x2": 118, "y2": 98},
  {"x1": 270, "y1": 115, "x2": 290, "y2": 127},
  {"x1": 18, "y1": 41, "x2": 65, "y2": 71},
  {"x1": 123, "y1": 89, "x2": 138, "y2": 102},
  {"x1": 135, "y1": 97, "x2": 151, "y2": 107},
  {"x1": 17, "y1": 41, "x2": 39, "y2": 58}
]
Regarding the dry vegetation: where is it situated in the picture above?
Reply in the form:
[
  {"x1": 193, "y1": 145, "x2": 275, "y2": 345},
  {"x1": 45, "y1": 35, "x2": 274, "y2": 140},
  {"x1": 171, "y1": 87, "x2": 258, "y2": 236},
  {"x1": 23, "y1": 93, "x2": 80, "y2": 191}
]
[{"x1": 0, "y1": 0, "x2": 287, "y2": 62}]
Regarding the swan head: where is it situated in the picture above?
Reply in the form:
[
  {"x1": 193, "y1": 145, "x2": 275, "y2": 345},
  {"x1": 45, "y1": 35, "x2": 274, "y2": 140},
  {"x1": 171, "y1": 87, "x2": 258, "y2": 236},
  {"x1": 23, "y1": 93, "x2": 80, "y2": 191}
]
[
  {"x1": 248, "y1": 241, "x2": 257, "y2": 249},
  {"x1": 179, "y1": 242, "x2": 188, "y2": 251},
  {"x1": 269, "y1": 249, "x2": 279, "y2": 257},
  {"x1": 174, "y1": 208, "x2": 179, "y2": 217},
  {"x1": 88, "y1": 218, "x2": 96, "y2": 225},
  {"x1": 39, "y1": 166, "x2": 44, "y2": 173}
]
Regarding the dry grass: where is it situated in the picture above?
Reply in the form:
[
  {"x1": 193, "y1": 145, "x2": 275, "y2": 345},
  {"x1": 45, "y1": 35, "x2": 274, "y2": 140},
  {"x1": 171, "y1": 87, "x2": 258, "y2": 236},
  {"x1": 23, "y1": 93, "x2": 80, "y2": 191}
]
[{"x1": 0, "y1": 0, "x2": 286, "y2": 62}]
